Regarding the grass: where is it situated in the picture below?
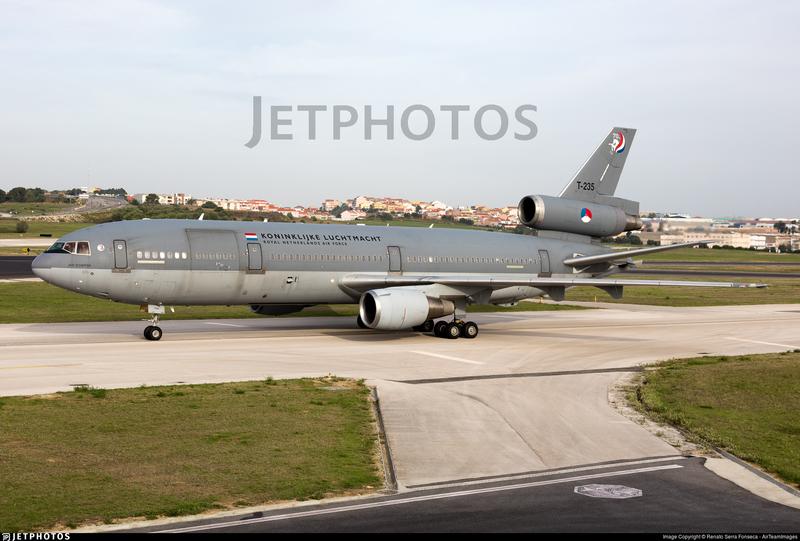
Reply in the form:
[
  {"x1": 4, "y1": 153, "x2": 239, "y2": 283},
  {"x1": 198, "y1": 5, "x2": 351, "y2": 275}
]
[
  {"x1": 0, "y1": 219, "x2": 94, "y2": 239},
  {"x1": 642, "y1": 247, "x2": 800, "y2": 263},
  {"x1": 0, "y1": 202, "x2": 75, "y2": 216},
  {"x1": 0, "y1": 282, "x2": 581, "y2": 324},
  {"x1": 566, "y1": 276, "x2": 800, "y2": 306},
  {"x1": 633, "y1": 352, "x2": 800, "y2": 488},
  {"x1": 0, "y1": 378, "x2": 380, "y2": 531}
]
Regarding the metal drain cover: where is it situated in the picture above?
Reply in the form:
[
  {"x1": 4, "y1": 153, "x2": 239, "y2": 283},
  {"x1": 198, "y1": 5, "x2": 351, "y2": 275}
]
[{"x1": 574, "y1": 484, "x2": 642, "y2": 499}]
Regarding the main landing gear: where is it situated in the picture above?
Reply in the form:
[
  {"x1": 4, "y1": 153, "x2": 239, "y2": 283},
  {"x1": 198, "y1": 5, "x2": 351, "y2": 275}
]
[{"x1": 431, "y1": 319, "x2": 479, "y2": 339}]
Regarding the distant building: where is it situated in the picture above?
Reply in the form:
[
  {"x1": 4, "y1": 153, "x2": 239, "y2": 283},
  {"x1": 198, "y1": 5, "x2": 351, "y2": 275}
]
[
  {"x1": 133, "y1": 193, "x2": 191, "y2": 205},
  {"x1": 322, "y1": 199, "x2": 341, "y2": 211}
]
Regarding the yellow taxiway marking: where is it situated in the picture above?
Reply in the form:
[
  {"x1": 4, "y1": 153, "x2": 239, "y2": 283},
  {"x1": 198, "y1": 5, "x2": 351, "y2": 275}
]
[
  {"x1": 410, "y1": 351, "x2": 484, "y2": 365},
  {"x1": 0, "y1": 363, "x2": 82, "y2": 370}
]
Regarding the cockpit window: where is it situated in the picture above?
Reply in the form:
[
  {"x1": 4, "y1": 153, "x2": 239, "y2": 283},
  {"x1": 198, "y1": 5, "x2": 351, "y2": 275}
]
[
  {"x1": 43, "y1": 241, "x2": 91, "y2": 255},
  {"x1": 44, "y1": 242, "x2": 68, "y2": 254}
]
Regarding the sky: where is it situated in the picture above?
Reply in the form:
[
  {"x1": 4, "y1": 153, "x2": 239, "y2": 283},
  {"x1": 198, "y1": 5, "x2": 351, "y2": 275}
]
[{"x1": 1, "y1": 0, "x2": 798, "y2": 217}]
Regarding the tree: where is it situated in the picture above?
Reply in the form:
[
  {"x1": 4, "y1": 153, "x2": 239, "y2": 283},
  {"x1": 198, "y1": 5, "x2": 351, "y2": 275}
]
[
  {"x1": 7, "y1": 187, "x2": 27, "y2": 202},
  {"x1": 24, "y1": 188, "x2": 45, "y2": 202},
  {"x1": 15, "y1": 221, "x2": 29, "y2": 233},
  {"x1": 0, "y1": 189, "x2": 5, "y2": 202},
  {"x1": 145, "y1": 193, "x2": 160, "y2": 205},
  {"x1": 201, "y1": 201, "x2": 219, "y2": 209},
  {"x1": 775, "y1": 221, "x2": 787, "y2": 234}
]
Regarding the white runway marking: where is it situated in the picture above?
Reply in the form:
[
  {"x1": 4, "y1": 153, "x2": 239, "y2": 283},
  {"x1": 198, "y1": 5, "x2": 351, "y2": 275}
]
[
  {"x1": 410, "y1": 351, "x2": 484, "y2": 365},
  {"x1": 157, "y1": 464, "x2": 683, "y2": 532},
  {"x1": 204, "y1": 322, "x2": 247, "y2": 328},
  {"x1": 409, "y1": 456, "x2": 686, "y2": 490},
  {"x1": 725, "y1": 337, "x2": 799, "y2": 350}
]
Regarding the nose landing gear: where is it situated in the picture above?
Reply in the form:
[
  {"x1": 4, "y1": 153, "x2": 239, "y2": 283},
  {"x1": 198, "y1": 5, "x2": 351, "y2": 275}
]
[
  {"x1": 144, "y1": 323, "x2": 163, "y2": 341},
  {"x1": 142, "y1": 304, "x2": 165, "y2": 341}
]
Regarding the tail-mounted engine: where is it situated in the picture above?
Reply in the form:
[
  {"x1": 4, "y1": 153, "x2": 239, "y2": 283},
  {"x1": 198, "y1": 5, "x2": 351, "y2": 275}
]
[{"x1": 518, "y1": 194, "x2": 641, "y2": 238}]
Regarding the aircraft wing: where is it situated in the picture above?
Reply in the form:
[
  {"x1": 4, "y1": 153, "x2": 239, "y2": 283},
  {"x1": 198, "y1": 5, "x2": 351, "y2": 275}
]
[
  {"x1": 562, "y1": 240, "x2": 712, "y2": 267},
  {"x1": 340, "y1": 274, "x2": 766, "y2": 291}
]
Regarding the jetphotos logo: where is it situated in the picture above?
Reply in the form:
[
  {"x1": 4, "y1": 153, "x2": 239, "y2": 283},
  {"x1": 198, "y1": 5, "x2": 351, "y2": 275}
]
[
  {"x1": 244, "y1": 97, "x2": 538, "y2": 147},
  {"x1": 2, "y1": 534, "x2": 70, "y2": 541},
  {"x1": 609, "y1": 131, "x2": 626, "y2": 155},
  {"x1": 580, "y1": 207, "x2": 593, "y2": 223}
]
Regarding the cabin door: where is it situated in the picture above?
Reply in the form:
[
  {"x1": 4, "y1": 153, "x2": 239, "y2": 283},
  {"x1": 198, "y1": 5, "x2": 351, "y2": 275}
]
[
  {"x1": 113, "y1": 240, "x2": 128, "y2": 269},
  {"x1": 388, "y1": 246, "x2": 402, "y2": 273},
  {"x1": 247, "y1": 243, "x2": 263, "y2": 271},
  {"x1": 538, "y1": 249, "x2": 551, "y2": 277}
]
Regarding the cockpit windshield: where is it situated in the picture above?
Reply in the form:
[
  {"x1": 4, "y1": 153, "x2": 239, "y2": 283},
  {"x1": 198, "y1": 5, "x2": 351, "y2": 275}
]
[{"x1": 44, "y1": 241, "x2": 91, "y2": 255}]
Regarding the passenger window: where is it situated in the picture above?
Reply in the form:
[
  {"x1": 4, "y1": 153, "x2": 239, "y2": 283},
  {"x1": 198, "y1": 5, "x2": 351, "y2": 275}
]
[
  {"x1": 144, "y1": 251, "x2": 150, "y2": 259},
  {"x1": 137, "y1": 251, "x2": 143, "y2": 259},
  {"x1": 181, "y1": 252, "x2": 187, "y2": 259},
  {"x1": 160, "y1": 252, "x2": 166, "y2": 259}
]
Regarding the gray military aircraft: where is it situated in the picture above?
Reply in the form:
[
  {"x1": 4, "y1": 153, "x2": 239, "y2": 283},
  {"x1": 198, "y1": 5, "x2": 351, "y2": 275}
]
[{"x1": 32, "y1": 127, "x2": 763, "y2": 340}]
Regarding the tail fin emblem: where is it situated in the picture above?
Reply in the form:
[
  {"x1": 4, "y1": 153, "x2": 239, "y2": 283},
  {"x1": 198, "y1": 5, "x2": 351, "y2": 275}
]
[{"x1": 609, "y1": 131, "x2": 626, "y2": 154}]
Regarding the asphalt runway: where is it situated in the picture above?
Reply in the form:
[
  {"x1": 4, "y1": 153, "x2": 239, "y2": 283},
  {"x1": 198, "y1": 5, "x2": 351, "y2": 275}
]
[
  {"x1": 0, "y1": 255, "x2": 35, "y2": 278},
  {"x1": 130, "y1": 458, "x2": 799, "y2": 533},
  {"x1": 3, "y1": 304, "x2": 800, "y2": 531}
]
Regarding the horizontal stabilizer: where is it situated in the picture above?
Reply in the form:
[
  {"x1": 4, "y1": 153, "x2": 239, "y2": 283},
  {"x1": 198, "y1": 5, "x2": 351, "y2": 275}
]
[{"x1": 562, "y1": 240, "x2": 713, "y2": 267}]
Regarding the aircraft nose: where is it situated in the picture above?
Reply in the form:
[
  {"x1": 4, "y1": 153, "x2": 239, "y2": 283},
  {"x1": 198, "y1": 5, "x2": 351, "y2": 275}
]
[
  {"x1": 31, "y1": 253, "x2": 45, "y2": 277},
  {"x1": 31, "y1": 253, "x2": 54, "y2": 283}
]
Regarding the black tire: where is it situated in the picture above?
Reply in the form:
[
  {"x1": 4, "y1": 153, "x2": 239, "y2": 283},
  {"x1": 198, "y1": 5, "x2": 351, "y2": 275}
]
[
  {"x1": 356, "y1": 315, "x2": 368, "y2": 329},
  {"x1": 143, "y1": 325, "x2": 154, "y2": 340},
  {"x1": 445, "y1": 322, "x2": 461, "y2": 339},
  {"x1": 421, "y1": 320, "x2": 435, "y2": 333},
  {"x1": 149, "y1": 326, "x2": 163, "y2": 341},
  {"x1": 434, "y1": 321, "x2": 448, "y2": 337},
  {"x1": 462, "y1": 321, "x2": 479, "y2": 339}
]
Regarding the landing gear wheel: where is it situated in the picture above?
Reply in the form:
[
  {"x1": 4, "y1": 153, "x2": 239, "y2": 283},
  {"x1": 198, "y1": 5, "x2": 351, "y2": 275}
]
[
  {"x1": 445, "y1": 322, "x2": 461, "y2": 339},
  {"x1": 148, "y1": 326, "x2": 163, "y2": 341},
  {"x1": 434, "y1": 320, "x2": 449, "y2": 337},
  {"x1": 462, "y1": 321, "x2": 479, "y2": 339},
  {"x1": 144, "y1": 325, "x2": 162, "y2": 341},
  {"x1": 356, "y1": 315, "x2": 368, "y2": 329},
  {"x1": 414, "y1": 320, "x2": 435, "y2": 333}
]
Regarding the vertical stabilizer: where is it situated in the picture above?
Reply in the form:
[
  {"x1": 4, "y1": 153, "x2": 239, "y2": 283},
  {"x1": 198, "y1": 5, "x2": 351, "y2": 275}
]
[{"x1": 558, "y1": 127, "x2": 636, "y2": 202}]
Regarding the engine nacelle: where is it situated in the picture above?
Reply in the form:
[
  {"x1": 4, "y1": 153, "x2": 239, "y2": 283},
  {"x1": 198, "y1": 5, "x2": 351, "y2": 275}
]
[
  {"x1": 359, "y1": 288, "x2": 455, "y2": 330},
  {"x1": 250, "y1": 304, "x2": 310, "y2": 316},
  {"x1": 518, "y1": 194, "x2": 641, "y2": 237}
]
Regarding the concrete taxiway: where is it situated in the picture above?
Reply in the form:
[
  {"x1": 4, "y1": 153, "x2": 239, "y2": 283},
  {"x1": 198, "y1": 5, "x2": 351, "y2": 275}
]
[{"x1": 2, "y1": 303, "x2": 800, "y2": 530}]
